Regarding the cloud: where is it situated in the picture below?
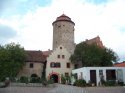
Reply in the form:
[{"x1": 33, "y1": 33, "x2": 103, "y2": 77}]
[
  {"x1": 0, "y1": 24, "x2": 17, "y2": 44},
  {"x1": 0, "y1": 0, "x2": 52, "y2": 17},
  {"x1": 0, "y1": 0, "x2": 125, "y2": 61},
  {"x1": 85, "y1": 0, "x2": 110, "y2": 5}
]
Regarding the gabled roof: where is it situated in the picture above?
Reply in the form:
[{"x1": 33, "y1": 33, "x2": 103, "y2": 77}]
[
  {"x1": 114, "y1": 61, "x2": 125, "y2": 67},
  {"x1": 25, "y1": 50, "x2": 46, "y2": 63}
]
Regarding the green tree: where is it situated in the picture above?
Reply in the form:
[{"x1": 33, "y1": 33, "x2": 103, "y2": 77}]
[
  {"x1": 70, "y1": 42, "x2": 119, "y2": 67},
  {"x1": 0, "y1": 43, "x2": 26, "y2": 81}
]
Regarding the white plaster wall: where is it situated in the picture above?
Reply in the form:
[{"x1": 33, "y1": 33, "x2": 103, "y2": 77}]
[{"x1": 72, "y1": 67, "x2": 125, "y2": 86}]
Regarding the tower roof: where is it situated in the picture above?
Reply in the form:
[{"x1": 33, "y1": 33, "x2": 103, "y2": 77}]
[{"x1": 52, "y1": 14, "x2": 75, "y2": 25}]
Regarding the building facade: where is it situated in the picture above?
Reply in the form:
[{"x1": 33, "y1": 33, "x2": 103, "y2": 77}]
[
  {"x1": 72, "y1": 67, "x2": 125, "y2": 86},
  {"x1": 46, "y1": 45, "x2": 74, "y2": 83},
  {"x1": 18, "y1": 51, "x2": 46, "y2": 78},
  {"x1": 46, "y1": 14, "x2": 75, "y2": 83}
]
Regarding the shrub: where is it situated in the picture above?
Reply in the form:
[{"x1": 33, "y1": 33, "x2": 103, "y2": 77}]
[
  {"x1": 20, "y1": 76, "x2": 28, "y2": 83},
  {"x1": 74, "y1": 79, "x2": 86, "y2": 87},
  {"x1": 30, "y1": 74, "x2": 41, "y2": 83},
  {"x1": 30, "y1": 77, "x2": 41, "y2": 83},
  {"x1": 61, "y1": 75, "x2": 66, "y2": 84},
  {"x1": 104, "y1": 80, "x2": 116, "y2": 86}
]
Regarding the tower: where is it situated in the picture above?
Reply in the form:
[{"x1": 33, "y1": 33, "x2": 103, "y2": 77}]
[{"x1": 52, "y1": 14, "x2": 75, "y2": 54}]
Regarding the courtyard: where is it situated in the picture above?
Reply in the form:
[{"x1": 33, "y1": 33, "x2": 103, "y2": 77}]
[{"x1": 0, "y1": 84, "x2": 125, "y2": 93}]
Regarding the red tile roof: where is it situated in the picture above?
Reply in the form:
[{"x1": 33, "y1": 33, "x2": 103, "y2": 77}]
[
  {"x1": 114, "y1": 61, "x2": 125, "y2": 67},
  {"x1": 42, "y1": 50, "x2": 52, "y2": 58},
  {"x1": 52, "y1": 14, "x2": 75, "y2": 25},
  {"x1": 25, "y1": 50, "x2": 46, "y2": 63}
]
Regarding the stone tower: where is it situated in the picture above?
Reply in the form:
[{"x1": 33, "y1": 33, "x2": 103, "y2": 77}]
[{"x1": 52, "y1": 14, "x2": 75, "y2": 54}]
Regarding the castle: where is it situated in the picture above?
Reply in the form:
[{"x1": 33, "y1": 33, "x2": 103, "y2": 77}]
[{"x1": 18, "y1": 14, "x2": 103, "y2": 83}]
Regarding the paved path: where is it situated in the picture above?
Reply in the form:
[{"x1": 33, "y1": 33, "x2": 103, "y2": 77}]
[
  {"x1": 0, "y1": 86, "x2": 53, "y2": 93},
  {"x1": 47, "y1": 84, "x2": 125, "y2": 93},
  {"x1": 0, "y1": 84, "x2": 125, "y2": 93}
]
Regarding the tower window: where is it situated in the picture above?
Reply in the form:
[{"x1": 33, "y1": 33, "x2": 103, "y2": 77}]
[
  {"x1": 60, "y1": 47, "x2": 62, "y2": 49},
  {"x1": 29, "y1": 63, "x2": 34, "y2": 68},
  {"x1": 58, "y1": 25, "x2": 61, "y2": 28},
  {"x1": 57, "y1": 55, "x2": 60, "y2": 58}
]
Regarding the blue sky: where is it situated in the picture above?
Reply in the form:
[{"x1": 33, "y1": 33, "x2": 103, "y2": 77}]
[
  {"x1": 0, "y1": 0, "x2": 125, "y2": 62},
  {"x1": 0, "y1": 0, "x2": 52, "y2": 17}
]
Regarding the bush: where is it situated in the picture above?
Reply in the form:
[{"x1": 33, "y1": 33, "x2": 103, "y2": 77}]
[
  {"x1": 61, "y1": 75, "x2": 66, "y2": 84},
  {"x1": 104, "y1": 80, "x2": 116, "y2": 86},
  {"x1": 30, "y1": 77, "x2": 41, "y2": 83},
  {"x1": 74, "y1": 79, "x2": 86, "y2": 87},
  {"x1": 20, "y1": 76, "x2": 28, "y2": 83},
  {"x1": 30, "y1": 74, "x2": 41, "y2": 83}
]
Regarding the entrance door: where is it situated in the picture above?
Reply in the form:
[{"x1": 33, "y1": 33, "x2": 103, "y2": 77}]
[
  {"x1": 50, "y1": 74, "x2": 58, "y2": 83},
  {"x1": 90, "y1": 70, "x2": 97, "y2": 86}
]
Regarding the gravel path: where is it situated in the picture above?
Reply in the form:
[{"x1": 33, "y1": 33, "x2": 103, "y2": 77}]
[
  {"x1": 0, "y1": 84, "x2": 125, "y2": 93},
  {"x1": 0, "y1": 86, "x2": 53, "y2": 93}
]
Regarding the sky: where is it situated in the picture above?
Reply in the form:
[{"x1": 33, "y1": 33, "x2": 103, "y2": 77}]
[{"x1": 0, "y1": 0, "x2": 125, "y2": 62}]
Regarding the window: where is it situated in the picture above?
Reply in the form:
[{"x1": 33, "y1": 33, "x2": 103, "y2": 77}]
[
  {"x1": 50, "y1": 62, "x2": 61, "y2": 68},
  {"x1": 60, "y1": 47, "x2": 62, "y2": 49},
  {"x1": 57, "y1": 55, "x2": 60, "y2": 58},
  {"x1": 55, "y1": 62, "x2": 60, "y2": 67},
  {"x1": 50, "y1": 62, "x2": 55, "y2": 67},
  {"x1": 62, "y1": 55, "x2": 65, "y2": 59},
  {"x1": 58, "y1": 25, "x2": 61, "y2": 28},
  {"x1": 65, "y1": 73, "x2": 69, "y2": 77},
  {"x1": 99, "y1": 70, "x2": 103, "y2": 76},
  {"x1": 67, "y1": 63, "x2": 70, "y2": 68},
  {"x1": 30, "y1": 63, "x2": 34, "y2": 68}
]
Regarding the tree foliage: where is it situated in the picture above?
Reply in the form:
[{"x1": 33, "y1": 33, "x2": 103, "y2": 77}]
[
  {"x1": 70, "y1": 42, "x2": 119, "y2": 67},
  {"x1": 0, "y1": 43, "x2": 26, "y2": 81}
]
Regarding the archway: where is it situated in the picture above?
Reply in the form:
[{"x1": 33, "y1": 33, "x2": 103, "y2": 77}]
[{"x1": 50, "y1": 74, "x2": 58, "y2": 83}]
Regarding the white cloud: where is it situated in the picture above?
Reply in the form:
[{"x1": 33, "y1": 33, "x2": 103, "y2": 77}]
[{"x1": 0, "y1": 0, "x2": 125, "y2": 61}]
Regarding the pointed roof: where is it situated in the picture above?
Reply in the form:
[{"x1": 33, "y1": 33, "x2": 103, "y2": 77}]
[{"x1": 52, "y1": 14, "x2": 75, "y2": 25}]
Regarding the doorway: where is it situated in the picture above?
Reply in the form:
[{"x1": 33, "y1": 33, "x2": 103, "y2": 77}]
[
  {"x1": 106, "y1": 70, "x2": 116, "y2": 80},
  {"x1": 50, "y1": 74, "x2": 58, "y2": 83},
  {"x1": 90, "y1": 70, "x2": 97, "y2": 86}
]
